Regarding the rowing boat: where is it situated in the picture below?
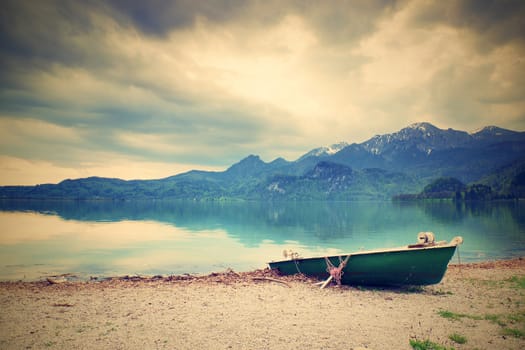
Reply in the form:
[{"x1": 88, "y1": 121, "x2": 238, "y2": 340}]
[{"x1": 268, "y1": 233, "x2": 463, "y2": 286}]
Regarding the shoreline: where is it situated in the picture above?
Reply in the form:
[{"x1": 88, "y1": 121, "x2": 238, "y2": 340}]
[
  {"x1": 2, "y1": 255, "x2": 524, "y2": 285},
  {"x1": 1, "y1": 258, "x2": 524, "y2": 349}
]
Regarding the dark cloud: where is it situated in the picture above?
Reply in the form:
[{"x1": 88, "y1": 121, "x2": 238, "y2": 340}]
[
  {"x1": 106, "y1": 0, "x2": 247, "y2": 36},
  {"x1": 0, "y1": 0, "x2": 402, "y2": 77},
  {"x1": 3, "y1": 0, "x2": 522, "y2": 68},
  {"x1": 0, "y1": 1, "x2": 98, "y2": 64},
  {"x1": 455, "y1": 0, "x2": 525, "y2": 43},
  {"x1": 409, "y1": 0, "x2": 525, "y2": 49},
  {"x1": 105, "y1": 0, "x2": 399, "y2": 46}
]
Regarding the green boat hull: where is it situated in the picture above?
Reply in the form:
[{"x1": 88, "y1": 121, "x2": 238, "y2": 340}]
[{"x1": 268, "y1": 245, "x2": 458, "y2": 286}]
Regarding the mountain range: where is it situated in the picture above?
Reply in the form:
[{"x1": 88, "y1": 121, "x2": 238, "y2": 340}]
[{"x1": 1, "y1": 122, "x2": 524, "y2": 200}]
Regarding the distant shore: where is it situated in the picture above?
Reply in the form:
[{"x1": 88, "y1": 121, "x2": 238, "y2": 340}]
[{"x1": 1, "y1": 258, "x2": 524, "y2": 349}]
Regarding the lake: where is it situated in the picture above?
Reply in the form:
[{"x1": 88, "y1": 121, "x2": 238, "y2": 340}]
[{"x1": 0, "y1": 200, "x2": 524, "y2": 281}]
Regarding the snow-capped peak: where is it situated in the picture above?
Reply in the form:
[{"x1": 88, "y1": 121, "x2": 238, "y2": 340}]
[
  {"x1": 407, "y1": 122, "x2": 440, "y2": 133},
  {"x1": 325, "y1": 142, "x2": 349, "y2": 155},
  {"x1": 361, "y1": 122, "x2": 473, "y2": 155},
  {"x1": 299, "y1": 142, "x2": 349, "y2": 160}
]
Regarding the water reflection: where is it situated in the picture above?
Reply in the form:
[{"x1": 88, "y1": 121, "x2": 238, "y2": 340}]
[
  {"x1": 0, "y1": 199, "x2": 524, "y2": 280},
  {"x1": 0, "y1": 211, "x2": 280, "y2": 280}
]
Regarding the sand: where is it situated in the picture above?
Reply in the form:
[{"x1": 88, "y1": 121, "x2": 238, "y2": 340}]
[{"x1": 0, "y1": 259, "x2": 524, "y2": 350}]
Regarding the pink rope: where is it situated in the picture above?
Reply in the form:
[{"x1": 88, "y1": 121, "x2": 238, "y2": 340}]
[
  {"x1": 329, "y1": 266, "x2": 344, "y2": 285},
  {"x1": 324, "y1": 255, "x2": 350, "y2": 286}
]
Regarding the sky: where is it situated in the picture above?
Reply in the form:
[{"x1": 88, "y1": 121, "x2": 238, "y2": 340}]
[{"x1": 1, "y1": 0, "x2": 524, "y2": 185}]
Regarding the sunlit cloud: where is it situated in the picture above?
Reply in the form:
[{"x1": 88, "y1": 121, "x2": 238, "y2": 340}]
[{"x1": 0, "y1": 117, "x2": 82, "y2": 145}]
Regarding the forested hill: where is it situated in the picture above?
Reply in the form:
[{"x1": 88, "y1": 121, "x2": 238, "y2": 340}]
[{"x1": 1, "y1": 122, "x2": 524, "y2": 200}]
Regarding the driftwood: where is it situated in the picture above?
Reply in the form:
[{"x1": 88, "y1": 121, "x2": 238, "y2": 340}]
[
  {"x1": 251, "y1": 277, "x2": 291, "y2": 287},
  {"x1": 52, "y1": 303, "x2": 74, "y2": 307},
  {"x1": 319, "y1": 276, "x2": 333, "y2": 289},
  {"x1": 46, "y1": 277, "x2": 67, "y2": 285},
  {"x1": 38, "y1": 268, "x2": 318, "y2": 287}
]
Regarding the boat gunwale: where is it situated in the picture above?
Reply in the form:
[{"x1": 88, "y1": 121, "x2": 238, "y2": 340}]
[{"x1": 268, "y1": 242, "x2": 459, "y2": 265}]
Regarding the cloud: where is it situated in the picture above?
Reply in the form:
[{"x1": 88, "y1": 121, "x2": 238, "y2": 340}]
[
  {"x1": 406, "y1": 0, "x2": 525, "y2": 49},
  {"x1": 0, "y1": 0, "x2": 524, "y2": 185},
  {"x1": 347, "y1": 0, "x2": 525, "y2": 129},
  {"x1": 106, "y1": 0, "x2": 248, "y2": 35}
]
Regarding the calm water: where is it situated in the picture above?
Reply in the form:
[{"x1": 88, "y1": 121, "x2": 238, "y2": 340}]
[{"x1": 0, "y1": 200, "x2": 524, "y2": 281}]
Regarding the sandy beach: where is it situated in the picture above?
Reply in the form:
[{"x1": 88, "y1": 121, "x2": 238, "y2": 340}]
[{"x1": 0, "y1": 259, "x2": 524, "y2": 350}]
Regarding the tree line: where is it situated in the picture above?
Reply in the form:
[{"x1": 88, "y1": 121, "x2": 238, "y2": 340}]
[{"x1": 393, "y1": 173, "x2": 525, "y2": 201}]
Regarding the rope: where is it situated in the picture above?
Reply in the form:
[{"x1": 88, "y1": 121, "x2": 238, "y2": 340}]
[
  {"x1": 293, "y1": 258, "x2": 302, "y2": 274},
  {"x1": 457, "y1": 245, "x2": 462, "y2": 275},
  {"x1": 324, "y1": 255, "x2": 351, "y2": 286}
]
